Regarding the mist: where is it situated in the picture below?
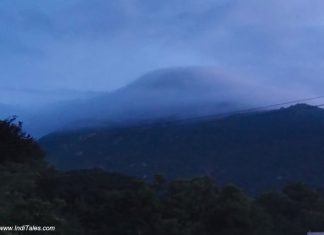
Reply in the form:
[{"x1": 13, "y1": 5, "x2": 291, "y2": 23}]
[
  {"x1": 13, "y1": 66, "x2": 316, "y2": 137},
  {"x1": 1, "y1": 0, "x2": 324, "y2": 135}
]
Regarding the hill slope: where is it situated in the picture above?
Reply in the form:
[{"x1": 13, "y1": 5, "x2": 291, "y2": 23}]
[
  {"x1": 39, "y1": 104, "x2": 324, "y2": 193},
  {"x1": 27, "y1": 67, "x2": 281, "y2": 136}
]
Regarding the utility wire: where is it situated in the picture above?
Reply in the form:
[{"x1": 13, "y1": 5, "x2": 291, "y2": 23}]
[
  {"x1": 5, "y1": 95, "x2": 324, "y2": 140},
  {"x1": 158, "y1": 95, "x2": 324, "y2": 124}
]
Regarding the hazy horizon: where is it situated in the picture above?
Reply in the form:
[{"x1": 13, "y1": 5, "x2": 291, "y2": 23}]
[
  {"x1": 2, "y1": 0, "x2": 324, "y2": 136},
  {"x1": 2, "y1": 0, "x2": 324, "y2": 107}
]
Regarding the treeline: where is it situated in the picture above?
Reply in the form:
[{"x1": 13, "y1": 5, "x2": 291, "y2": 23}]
[
  {"x1": 1, "y1": 118, "x2": 324, "y2": 234},
  {"x1": 40, "y1": 104, "x2": 324, "y2": 193}
]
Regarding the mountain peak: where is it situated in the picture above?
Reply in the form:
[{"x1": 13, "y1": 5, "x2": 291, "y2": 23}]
[
  {"x1": 127, "y1": 67, "x2": 230, "y2": 92},
  {"x1": 281, "y1": 103, "x2": 324, "y2": 116},
  {"x1": 287, "y1": 103, "x2": 321, "y2": 111}
]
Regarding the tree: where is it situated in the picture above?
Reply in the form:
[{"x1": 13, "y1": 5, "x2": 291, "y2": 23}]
[{"x1": 0, "y1": 117, "x2": 44, "y2": 163}]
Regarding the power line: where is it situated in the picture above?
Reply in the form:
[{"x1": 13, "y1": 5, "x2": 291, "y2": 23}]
[
  {"x1": 160, "y1": 95, "x2": 324, "y2": 124},
  {"x1": 4, "y1": 95, "x2": 324, "y2": 139},
  {"x1": 36, "y1": 95, "x2": 324, "y2": 144}
]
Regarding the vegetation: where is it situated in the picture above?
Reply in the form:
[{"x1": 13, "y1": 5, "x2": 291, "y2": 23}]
[
  {"x1": 1, "y1": 116, "x2": 324, "y2": 234},
  {"x1": 0, "y1": 116, "x2": 43, "y2": 164},
  {"x1": 41, "y1": 104, "x2": 324, "y2": 193}
]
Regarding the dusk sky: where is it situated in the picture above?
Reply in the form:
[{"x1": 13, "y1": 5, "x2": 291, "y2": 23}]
[{"x1": 1, "y1": 0, "x2": 324, "y2": 107}]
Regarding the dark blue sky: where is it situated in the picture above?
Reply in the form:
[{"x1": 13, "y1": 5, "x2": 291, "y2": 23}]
[{"x1": 1, "y1": 0, "x2": 324, "y2": 107}]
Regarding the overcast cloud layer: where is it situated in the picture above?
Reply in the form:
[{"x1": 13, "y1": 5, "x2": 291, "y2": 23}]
[{"x1": 1, "y1": 0, "x2": 324, "y2": 106}]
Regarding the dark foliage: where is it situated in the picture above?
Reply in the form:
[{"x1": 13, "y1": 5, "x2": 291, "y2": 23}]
[
  {"x1": 34, "y1": 173, "x2": 324, "y2": 235},
  {"x1": 2, "y1": 115, "x2": 324, "y2": 234},
  {"x1": 40, "y1": 104, "x2": 324, "y2": 193},
  {"x1": 0, "y1": 117, "x2": 44, "y2": 163}
]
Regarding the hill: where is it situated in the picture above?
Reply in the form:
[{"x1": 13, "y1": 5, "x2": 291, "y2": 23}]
[
  {"x1": 26, "y1": 67, "x2": 280, "y2": 136},
  {"x1": 39, "y1": 103, "x2": 324, "y2": 193},
  {"x1": 2, "y1": 116, "x2": 324, "y2": 234}
]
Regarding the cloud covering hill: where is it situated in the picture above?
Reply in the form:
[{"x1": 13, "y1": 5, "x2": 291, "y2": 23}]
[
  {"x1": 40, "y1": 104, "x2": 324, "y2": 193},
  {"x1": 21, "y1": 67, "x2": 292, "y2": 136}
]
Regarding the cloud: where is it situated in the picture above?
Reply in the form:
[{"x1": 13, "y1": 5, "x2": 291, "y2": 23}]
[{"x1": 1, "y1": 0, "x2": 324, "y2": 108}]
